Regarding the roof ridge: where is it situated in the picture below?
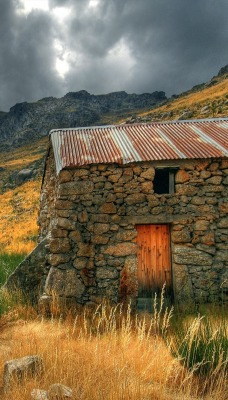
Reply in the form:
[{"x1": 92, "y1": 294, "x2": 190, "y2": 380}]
[{"x1": 49, "y1": 118, "x2": 228, "y2": 134}]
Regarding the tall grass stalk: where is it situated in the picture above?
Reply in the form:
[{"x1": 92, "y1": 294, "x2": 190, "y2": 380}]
[{"x1": 169, "y1": 314, "x2": 228, "y2": 395}]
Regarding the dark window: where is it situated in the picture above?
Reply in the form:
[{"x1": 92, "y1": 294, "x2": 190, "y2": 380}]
[{"x1": 153, "y1": 168, "x2": 177, "y2": 194}]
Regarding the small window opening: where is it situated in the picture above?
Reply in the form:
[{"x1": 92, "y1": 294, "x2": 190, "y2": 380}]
[{"x1": 153, "y1": 168, "x2": 177, "y2": 194}]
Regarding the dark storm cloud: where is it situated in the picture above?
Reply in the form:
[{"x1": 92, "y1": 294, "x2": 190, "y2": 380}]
[
  {"x1": 0, "y1": 0, "x2": 227, "y2": 111},
  {"x1": 0, "y1": 0, "x2": 63, "y2": 111},
  {"x1": 64, "y1": 0, "x2": 228, "y2": 95}
]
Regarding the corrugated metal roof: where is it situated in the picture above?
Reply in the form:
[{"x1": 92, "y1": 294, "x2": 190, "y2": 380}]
[{"x1": 50, "y1": 118, "x2": 228, "y2": 174}]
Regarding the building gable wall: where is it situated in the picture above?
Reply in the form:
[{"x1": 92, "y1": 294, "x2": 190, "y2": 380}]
[{"x1": 38, "y1": 148, "x2": 228, "y2": 306}]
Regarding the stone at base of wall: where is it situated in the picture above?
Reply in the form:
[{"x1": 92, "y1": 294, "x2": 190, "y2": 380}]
[
  {"x1": 38, "y1": 294, "x2": 84, "y2": 316},
  {"x1": 4, "y1": 238, "x2": 49, "y2": 304}
]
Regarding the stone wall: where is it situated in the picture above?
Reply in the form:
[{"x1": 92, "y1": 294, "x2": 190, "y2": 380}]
[
  {"x1": 38, "y1": 146, "x2": 58, "y2": 240},
  {"x1": 38, "y1": 148, "x2": 228, "y2": 306}
]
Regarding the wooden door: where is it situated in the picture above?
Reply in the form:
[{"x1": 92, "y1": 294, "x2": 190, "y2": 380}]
[{"x1": 136, "y1": 225, "x2": 172, "y2": 302}]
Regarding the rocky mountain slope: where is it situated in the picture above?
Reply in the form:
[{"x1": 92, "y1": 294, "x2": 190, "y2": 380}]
[
  {"x1": 126, "y1": 65, "x2": 228, "y2": 123},
  {"x1": 0, "y1": 90, "x2": 166, "y2": 151}
]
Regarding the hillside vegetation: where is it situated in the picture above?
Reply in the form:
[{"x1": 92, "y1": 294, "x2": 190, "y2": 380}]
[
  {"x1": 0, "y1": 181, "x2": 40, "y2": 254},
  {"x1": 0, "y1": 137, "x2": 47, "y2": 193},
  {"x1": 143, "y1": 79, "x2": 227, "y2": 121},
  {"x1": 0, "y1": 139, "x2": 46, "y2": 255},
  {"x1": 125, "y1": 65, "x2": 228, "y2": 123}
]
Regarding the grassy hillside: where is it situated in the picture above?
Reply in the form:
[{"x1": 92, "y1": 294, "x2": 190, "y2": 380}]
[
  {"x1": 0, "y1": 137, "x2": 47, "y2": 194},
  {"x1": 136, "y1": 71, "x2": 228, "y2": 122},
  {"x1": 0, "y1": 181, "x2": 40, "y2": 254},
  {"x1": 0, "y1": 138, "x2": 47, "y2": 255}
]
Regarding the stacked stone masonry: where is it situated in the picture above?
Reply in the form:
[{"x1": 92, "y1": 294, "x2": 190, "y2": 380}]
[{"x1": 38, "y1": 148, "x2": 228, "y2": 306}]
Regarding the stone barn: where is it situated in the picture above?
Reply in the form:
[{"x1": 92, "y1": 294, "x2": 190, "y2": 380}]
[{"x1": 7, "y1": 118, "x2": 228, "y2": 309}]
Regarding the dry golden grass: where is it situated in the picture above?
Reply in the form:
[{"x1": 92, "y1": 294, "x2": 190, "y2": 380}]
[
  {"x1": 0, "y1": 180, "x2": 40, "y2": 254},
  {"x1": 0, "y1": 154, "x2": 42, "y2": 169},
  {"x1": 0, "y1": 137, "x2": 47, "y2": 254},
  {"x1": 0, "y1": 138, "x2": 47, "y2": 173},
  {"x1": 154, "y1": 79, "x2": 228, "y2": 111},
  {"x1": 0, "y1": 315, "x2": 192, "y2": 400},
  {"x1": 140, "y1": 77, "x2": 228, "y2": 120},
  {"x1": 0, "y1": 303, "x2": 226, "y2": 400}
]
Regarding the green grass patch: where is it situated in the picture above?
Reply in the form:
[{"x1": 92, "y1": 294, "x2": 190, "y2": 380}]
[
  {"x1": 0, "y1": 253, "x2": 28, "y2": 315},
  {"x1": 166, "y1": 305, "x2": 228, "y2": 394},
  {"x1": 0, "y1": 252, "x2": 25, "y2": 285}
]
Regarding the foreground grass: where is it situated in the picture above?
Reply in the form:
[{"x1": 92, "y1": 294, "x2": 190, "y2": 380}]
[{"x1": 0, "y1": 298, "x2": 226, "y2": 400}]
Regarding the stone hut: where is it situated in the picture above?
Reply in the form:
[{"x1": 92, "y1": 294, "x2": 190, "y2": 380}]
[{"x1": 7, "y1": 118, "x2": 228, "y2": 308}]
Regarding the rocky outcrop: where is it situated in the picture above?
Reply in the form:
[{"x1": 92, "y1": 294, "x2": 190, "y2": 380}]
[
  {"x1": 15, "y1": 168, "x2": 33, "y2": 184},
  {"x1": 3, "y1": 355, "x2": 44, "y2": 393},
  {"x1": 31, "y1": 384, "x2": 73, "y2": 400},
  {"x1": 48, "y1": 384, "x2": 73, "y2": 399},
  {"x1": 218, "y1": 64, "x2": 228, "y2": 76}
]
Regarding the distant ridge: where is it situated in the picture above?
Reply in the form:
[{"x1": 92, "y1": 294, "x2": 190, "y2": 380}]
[
  {"x1": 125, "y1": 64, "x2": 228, "y2": 124},
  {"x1": 0, "y1": 90, "x2": 166, "y2": 151},
  {"x1": 0, "y1": 64, "x2": 227, "y2": 152}
]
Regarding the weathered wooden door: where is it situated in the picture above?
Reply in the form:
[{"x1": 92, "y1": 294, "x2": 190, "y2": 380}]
[{"x1": 136, "y1": 224, "x2": 172, "y2": 309}]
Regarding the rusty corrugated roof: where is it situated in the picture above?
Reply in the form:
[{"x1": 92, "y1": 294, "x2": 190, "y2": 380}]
[{"x1": 50, "y1": 118, "x2": 228, "y2": 174}]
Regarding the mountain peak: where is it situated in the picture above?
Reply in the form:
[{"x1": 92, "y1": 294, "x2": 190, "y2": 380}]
[{"x1": 64, "y1": 90, "x2": 91, "y2": 99}]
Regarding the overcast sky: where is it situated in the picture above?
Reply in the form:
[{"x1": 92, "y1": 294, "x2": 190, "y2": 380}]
[{"x1": 0, "y1": 0, "x2": 227, "y2": 111}]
